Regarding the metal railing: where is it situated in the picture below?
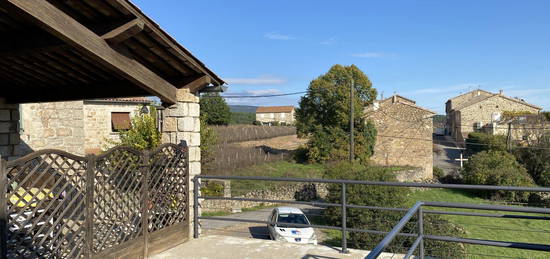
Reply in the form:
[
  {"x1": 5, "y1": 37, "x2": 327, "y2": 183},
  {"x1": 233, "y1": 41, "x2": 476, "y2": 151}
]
[
  {"x1": 193, "y1": 175, "x2": 550, "y2": 257},
  {"x1": 366, "y1": 201, "x2": 550, "y2": 259}
]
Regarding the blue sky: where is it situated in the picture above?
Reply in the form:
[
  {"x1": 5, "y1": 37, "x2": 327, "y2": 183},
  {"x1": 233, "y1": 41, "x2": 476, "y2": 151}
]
[{"x1": 133, "y1": 0, "x2": 550, "y2": 113}]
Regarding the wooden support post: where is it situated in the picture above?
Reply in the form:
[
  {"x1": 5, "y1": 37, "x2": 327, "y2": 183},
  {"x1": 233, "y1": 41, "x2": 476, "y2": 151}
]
[
  {"x1": 141, "y1": 152, "x2": 151, "y2": 258},
  {"x1": 85, "y1": 155, "x2": 96, "y2": 259}
]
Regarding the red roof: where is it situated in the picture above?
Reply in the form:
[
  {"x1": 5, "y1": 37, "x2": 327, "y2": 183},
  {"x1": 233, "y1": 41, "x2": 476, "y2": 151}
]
[{"x1": 256, "y1": 106, "x2": 295, "y2": 113}]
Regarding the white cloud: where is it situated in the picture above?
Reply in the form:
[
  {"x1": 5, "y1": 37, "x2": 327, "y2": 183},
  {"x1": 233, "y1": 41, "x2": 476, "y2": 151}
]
[
  {"x1": 350, "y1": 52, "x2": 386, "y2": 58},
  {"x1": 320, "y1": 37, "x2": 336, "y2": 45},
  {"x1": 224, "y1": 76, "x2": 286, "y2": 85},
  {"x1": 244, "y1": 89, "x2": 282, "y2": 96},
  {"x1": 264, "y1": 32, "x2": 295, "y2": 40}
]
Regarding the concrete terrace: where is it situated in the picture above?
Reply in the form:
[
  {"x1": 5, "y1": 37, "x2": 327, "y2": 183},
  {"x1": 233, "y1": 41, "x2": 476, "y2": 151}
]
[{"x1": 151, "y1": 235, "x2": 410, "y2": 259}]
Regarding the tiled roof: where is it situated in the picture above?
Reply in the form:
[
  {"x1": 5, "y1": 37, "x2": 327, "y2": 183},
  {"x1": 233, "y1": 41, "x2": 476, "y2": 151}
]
[
  {"x1": 256, "y1": 106, "x2": 295, "y2": 113},
  {"x1": 91, "y1": 97, "x2": 152, "y2": 104}
]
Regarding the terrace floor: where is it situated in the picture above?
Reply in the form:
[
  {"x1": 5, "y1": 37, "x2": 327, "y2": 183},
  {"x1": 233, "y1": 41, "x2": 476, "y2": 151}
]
[{"x1": 151, "y1": 235, "x2": 408, "y2": 259}]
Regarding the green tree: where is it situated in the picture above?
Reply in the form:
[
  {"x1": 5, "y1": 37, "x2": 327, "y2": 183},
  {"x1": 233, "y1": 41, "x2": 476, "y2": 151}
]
[
  {"x1": 462, "y1": 150, "x2": 535, "y2": 201},
  {"x1": 296, "y1": 64, "x2": 377, "y2": 163},
  {"x1": 109, "y1": 106, "x2": 161, "y2": 150},
  {"x1": 323, "y1": 162, "x2": 463, "y2": 257},
  {"x1": 514, "y1": 135, "x2": 550, "y2": 186},
  {"x1": 200, "y1": 117, "x2": 217, "y2": 171},
  {"x1": 200, "y1": 93, "x2": 231, "y2": 125},
  {"x1": 465, "y1": 132, "x2": 507, "y2": 154}
]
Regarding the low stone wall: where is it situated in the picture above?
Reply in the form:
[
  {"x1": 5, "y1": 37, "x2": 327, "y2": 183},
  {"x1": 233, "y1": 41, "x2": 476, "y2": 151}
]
[
  {"x1": 201, "y1": 181, "x2": 329, "y2": 213},
  {"x1": 394, "y1": 167, "x2": 427, "y2": 182}
]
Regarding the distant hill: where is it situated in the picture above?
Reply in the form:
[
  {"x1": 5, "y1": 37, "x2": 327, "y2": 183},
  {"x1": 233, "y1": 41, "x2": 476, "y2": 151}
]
[{"x1": 229, "y1": 105, "x2": 258, "y2": 113}]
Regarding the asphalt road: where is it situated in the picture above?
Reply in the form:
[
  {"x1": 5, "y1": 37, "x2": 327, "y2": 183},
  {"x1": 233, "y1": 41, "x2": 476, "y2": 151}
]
[{"x1": 433, "y1": 134, "x2": 462, "y2": 174}]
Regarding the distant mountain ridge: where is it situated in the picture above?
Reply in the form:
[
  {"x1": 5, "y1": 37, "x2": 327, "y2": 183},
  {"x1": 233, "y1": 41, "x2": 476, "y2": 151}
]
[{"x1": 229, "y1": 105, "x2": 258, "y2": 113}]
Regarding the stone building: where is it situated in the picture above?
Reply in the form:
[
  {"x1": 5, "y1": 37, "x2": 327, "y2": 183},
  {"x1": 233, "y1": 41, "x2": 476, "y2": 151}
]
[
  {"x1": 256, "y1": 106, "x2": 295, "y2": 125},
  {"x1": 364, "y1": 95, "x2": 435, "y2": 180},
  {"x1": 445, "y1": 89, "x2": 542, "y2": 142},
  {"x1": 15, "y1": 98, "x2": 151, "y2": 156}
]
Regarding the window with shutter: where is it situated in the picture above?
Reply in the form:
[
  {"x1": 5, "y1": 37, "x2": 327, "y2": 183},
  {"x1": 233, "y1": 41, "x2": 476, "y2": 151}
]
[{"x1": 111, "y1": 112, "x2": 131, "y2": 132}]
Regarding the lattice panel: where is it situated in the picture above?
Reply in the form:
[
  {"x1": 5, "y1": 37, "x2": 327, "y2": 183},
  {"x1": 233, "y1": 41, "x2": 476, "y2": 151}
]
[
  {"x1": 148, "y1": 145, "x2": 188, "y2": 232},
  {"x1": 6, "y1": 151, "x2": 87, "y2": 259},
  {"x1": 93, "y1": 148, "x2": 144, "y2": 254}
]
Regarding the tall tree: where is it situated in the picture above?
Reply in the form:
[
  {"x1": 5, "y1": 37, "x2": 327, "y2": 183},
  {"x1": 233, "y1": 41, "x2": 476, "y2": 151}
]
[
  {"x1": 296, "y1": 64, "x2": 377, "y2": 163},
  {"x1": 199, "y1": 93, "x2": 231, "y2": 125}
]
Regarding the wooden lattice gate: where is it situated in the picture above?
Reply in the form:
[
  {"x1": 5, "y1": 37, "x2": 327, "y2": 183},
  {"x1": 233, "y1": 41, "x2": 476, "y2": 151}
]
[{"x1": 0, "y1": 143, "x2": 189, "y2": 259}]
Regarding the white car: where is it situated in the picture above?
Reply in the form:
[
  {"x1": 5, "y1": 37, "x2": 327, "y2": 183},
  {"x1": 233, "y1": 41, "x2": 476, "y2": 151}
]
[{"x1": 267, "y1": 207, "x2": 317, "y2": 245}]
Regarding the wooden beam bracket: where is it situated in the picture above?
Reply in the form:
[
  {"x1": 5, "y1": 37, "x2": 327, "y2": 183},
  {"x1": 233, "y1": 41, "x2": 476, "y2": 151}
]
[{"x1": 101, "y1": 18, "x2": 145, "y2": 45}]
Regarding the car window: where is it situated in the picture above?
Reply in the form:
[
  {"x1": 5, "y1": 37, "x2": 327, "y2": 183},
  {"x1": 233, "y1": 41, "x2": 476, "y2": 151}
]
[{"x1": 276, "y1": 213, "x2": 309, "y2": 227}]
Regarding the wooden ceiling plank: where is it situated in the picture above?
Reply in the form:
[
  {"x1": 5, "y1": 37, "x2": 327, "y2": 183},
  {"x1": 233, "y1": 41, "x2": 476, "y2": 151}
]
[
  {"x1": 82, "y1": 0, "x2": 120, "y2": 18},
  {"x1": 5, "y1": 0, "x2": 177, "y2": 104},
  {"x1": 0, "y1": 58, "x2": 55, "y2": 86},
  {"x1": 109, "y1": 0, "x2": 222, "y2": 85},
  {"x1": 8, "y1": 54, "x2": 75, "y2": 85},
  {"x1": 133, "y1": 33, "x2": 191, "y2": 75},
  {"x1": 57, "y1": 50, "x2": 113, "y2": 81},
  {"x1": 125, "y1": 37, "x2": 177, "y2": 76},
  {"x1": 36, "y1": 52, "x2": 93, "y2": 85},
  {"x1": 0, "y1": 65, "x2": 37, "y2": 87},
  {"x1": 101, "y1": 18, "x2": 144, "y2": 45},
  {"x1": 45, "y1": 51, "x2": 102, "y2": 83}
]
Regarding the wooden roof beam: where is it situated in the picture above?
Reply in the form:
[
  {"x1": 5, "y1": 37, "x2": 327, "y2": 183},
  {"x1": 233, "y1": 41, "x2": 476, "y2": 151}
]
[
  {"x1": 101, "y1": 18, "x2": 145, "y2": 45},
  {"x1": 4, "y1": 0, "x2": 177, "y2": 104},
  {"x1": 179, "y1": 75, "x2": 211, "y2": 93}
]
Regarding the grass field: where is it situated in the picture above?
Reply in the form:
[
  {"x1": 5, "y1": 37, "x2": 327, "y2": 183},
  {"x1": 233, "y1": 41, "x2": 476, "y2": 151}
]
[{"x1": 408, "y1": 189, "x2": 550, "y2": 259}]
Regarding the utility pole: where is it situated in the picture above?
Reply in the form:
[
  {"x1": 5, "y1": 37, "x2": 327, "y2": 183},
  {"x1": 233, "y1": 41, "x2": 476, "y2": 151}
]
[
  {"x1": 506, "y1": 122, "x2": 512, "y2": 151},
  {"x1": 349, "y1": 78, "x2": 355, "y2": 162}
]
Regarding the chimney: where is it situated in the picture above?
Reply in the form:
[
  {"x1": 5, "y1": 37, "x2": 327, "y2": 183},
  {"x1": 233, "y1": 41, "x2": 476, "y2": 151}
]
[
  {"x1": 392, "y1": 95, "x2": 397, "y2": 103},
  {"x1": 499, "y1": 89, "x2": 503, "y2": 95}
]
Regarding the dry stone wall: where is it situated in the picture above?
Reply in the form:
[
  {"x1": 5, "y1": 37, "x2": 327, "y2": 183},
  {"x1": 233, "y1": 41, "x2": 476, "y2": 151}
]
[
  {"x1": 201, "y1": 182, "x2": 329, "y2": 213},
  {"x1": 0, "y1": 102, "x2": 20, "y2": 160}
]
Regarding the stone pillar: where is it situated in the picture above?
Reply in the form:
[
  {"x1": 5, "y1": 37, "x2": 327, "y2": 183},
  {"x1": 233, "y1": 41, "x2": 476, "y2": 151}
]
[
  {"x1": 161, "y1": 88, "x2": 201, "y2": 238},
  {"x1": 0, "y1": 101, "x2": 20, "y2": 160}
]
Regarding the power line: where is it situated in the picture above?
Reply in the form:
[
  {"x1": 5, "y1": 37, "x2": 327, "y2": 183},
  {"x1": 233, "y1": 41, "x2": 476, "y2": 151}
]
[{"x1": 215, "y1": 91, "x2": 307, "y2": 98}]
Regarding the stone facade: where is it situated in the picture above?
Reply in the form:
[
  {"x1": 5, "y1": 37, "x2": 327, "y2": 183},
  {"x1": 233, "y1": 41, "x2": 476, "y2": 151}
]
[
  {"x1": 365, "y1": 95, "x2": 435, "y2": 180},
  {"x1": 446, "y1": 90, "x2": 541, "y2": 142},
  {"x1": 13, "y1": 99, "x2": 148, "y2": 157},
  {"x1": 256, "y1": 106, "x2": 295, "y2": 124},
  {"x1": 161, "y1": 88, "x2": 201, "y2": 238},
  {"x1": 0, "y1": 102, "x2": 20, "y2": 160}
]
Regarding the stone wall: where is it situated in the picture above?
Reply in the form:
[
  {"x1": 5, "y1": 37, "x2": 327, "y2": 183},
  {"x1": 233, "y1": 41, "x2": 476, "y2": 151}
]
[
  {"x1": 17, "y1": 100, "x2": 144, "y2": 156},
  {"x1": 365, "y1": 99, "x2": 434, "y2": 179},
  {"x1": 456, "y1": 95, "x2": 540, "y2": 141},
  {"x1": 82, "y1": 101, "x2": 142, "y2": 154},
  {"x1": 201, "y1": 182, "x2": 329, "y2": 213},
  {"x1": 19, "y1": 101, "x2": 85, "y2": 155},
  {"x1": 160, "y1": 88, "x2": 201, "y2": 238},
  {"x1": 0, "y1": 102, "x2": 20, "y2": 160}
]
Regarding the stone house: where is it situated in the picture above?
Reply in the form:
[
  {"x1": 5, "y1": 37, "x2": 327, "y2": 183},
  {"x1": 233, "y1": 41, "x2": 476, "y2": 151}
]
[
  {"x1": 364, "y1": 95, "x2": 435, "y2": 180},
  {"x1": 16, "y1": 97, "x2": 152, "y2": 156},
  {"x1": 445, "y1": 89, "x2": 542, "y2": 142},
  {"x1": 256, "y1": 106, "x2": 295, "y2": 125}
]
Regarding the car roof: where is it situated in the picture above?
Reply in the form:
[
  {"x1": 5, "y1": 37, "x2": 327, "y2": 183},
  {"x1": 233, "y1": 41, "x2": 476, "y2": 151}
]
[{"x1": 276, "y1": 207, "x2": 304, "y2": 214}]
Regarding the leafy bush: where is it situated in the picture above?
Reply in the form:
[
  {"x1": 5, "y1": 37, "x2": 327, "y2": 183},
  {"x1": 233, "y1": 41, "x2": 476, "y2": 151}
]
[
  {"x1": 514, "y1": 135, "x2": 550, "y2": 186},
  {"x1": 201, "y1": 181, "x2": 224, "y2": 197},
  {"x1": 323, "y1": 162, "x2": 464, "y2": 257},
  {"x1": 462, "y1": 150, "x2": 535, "y2": 201},
  {"x1": 465, "y1": 132, "x2": 506, "y2": 154},
  {"x1": 433, "y1": 166, "x2": 444, "y2": 179},
  {"x1": 200, "y1": 117, "x2": 217, "y2": 167},
  {"x1": 108, "y1": 106, "x2": 161, "y2": 150}
]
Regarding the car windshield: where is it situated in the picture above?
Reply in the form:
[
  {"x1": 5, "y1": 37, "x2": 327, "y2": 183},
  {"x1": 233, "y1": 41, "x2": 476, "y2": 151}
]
[{"x1": 277, "y1": 213, "x2": 309, "y2": 227}]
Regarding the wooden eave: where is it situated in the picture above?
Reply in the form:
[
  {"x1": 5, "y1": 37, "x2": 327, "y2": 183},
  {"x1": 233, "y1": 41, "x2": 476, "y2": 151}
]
[{"x1": 0, "y1": 0, "x2": 224, "y2": 104}]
